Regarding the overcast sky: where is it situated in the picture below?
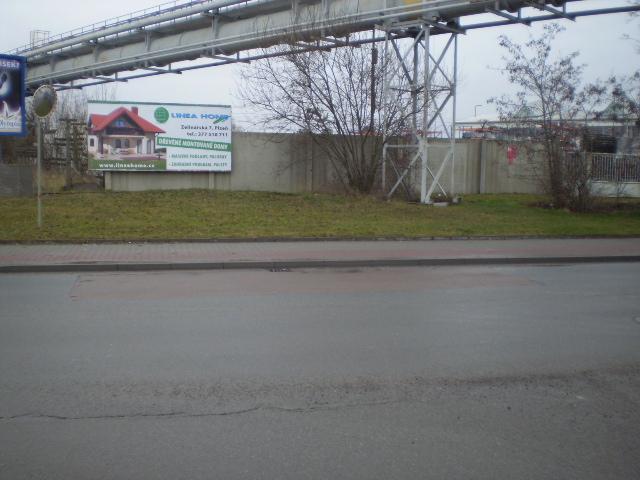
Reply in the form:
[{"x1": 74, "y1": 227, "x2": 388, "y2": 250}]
[{"x1": 2, "y1": 0, "x2": 639, "y2": 126}]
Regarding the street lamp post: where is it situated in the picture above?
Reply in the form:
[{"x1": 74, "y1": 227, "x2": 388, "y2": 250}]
[
  {"x1": 32, "y1": 85, "x2": 58, "y2": 228},
  {"x1": 36, "y1": 117, "x2": 42, "y2": 227}
]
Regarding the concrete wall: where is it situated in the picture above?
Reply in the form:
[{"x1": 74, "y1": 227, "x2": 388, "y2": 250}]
[
  {"x1": 399, "y1": 140, "x2": 543, "y2": 197},
  {"x1": 105, "y1": 133, "x2": 546, "y2": 195},
  {"x1": 591, "y1": 181, "x2": 640, "y2": 198},
  {"x1": 0, "y1": 165, "x2": 33, "y2": 197},
  {"x1": 107, "y1": 132, "x2": 343, "y2": 194},
  {"x1": 477, "y1": 141, "x2": 542, "y2": 195}
]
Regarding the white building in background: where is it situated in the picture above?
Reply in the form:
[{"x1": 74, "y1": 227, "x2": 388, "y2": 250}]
[{"x1": 87, "y1": 106, "x2": 165, "y2": 159}]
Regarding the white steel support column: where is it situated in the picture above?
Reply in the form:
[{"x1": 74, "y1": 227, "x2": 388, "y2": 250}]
[
  {"x1": 381, "y1": 25, "x2": 426, "y2": 200},
  {"x1": 450, "y1": 34, "x2": 458, "y2": 196},
  {"x1": 382, "y1": 22, "x2": 459, "y2": 203},
  {"x1": 420, "y1": 26, "x2": 430, "y2": 204},
  {"x1": 381, "y1": 30, "x2": 389, "y2": 192}
]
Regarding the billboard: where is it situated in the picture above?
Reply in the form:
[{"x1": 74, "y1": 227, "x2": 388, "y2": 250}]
[
  {"x1": 0, "y1": 54, "x2": 27, "y2": 137},
  {"x1": 87, "y1": 101, "x2": 232, "y2": 171}
]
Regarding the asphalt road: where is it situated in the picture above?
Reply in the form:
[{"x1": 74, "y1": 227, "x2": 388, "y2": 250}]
[{"x1": 1, "y1": 263, "x2": 639, "y2": 479}]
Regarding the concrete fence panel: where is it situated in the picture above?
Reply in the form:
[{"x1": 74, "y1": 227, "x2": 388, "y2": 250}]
[
  {"x1": 103, "y1": 134, "x2": 552, "y2": 196},
  {"x1": 0, "y1": 165, "x2": 33, "y2": 197}
]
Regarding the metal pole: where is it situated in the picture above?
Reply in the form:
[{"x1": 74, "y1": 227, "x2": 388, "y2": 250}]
[
  {"x1": 381, "y1": 30, "x2": 389, "y2": 191},
  {"x1": 411, "y1": 39, "x2": 419, "y2": 140},
  {"x1": 450, "y1": 33, "x2": 458, "y2": 197},
  {"x1": 36, "y1": 117, "x2": 43, "y2": 228},
  {"x1": 420, "y1": 26, "x2": 430, "y2": 203},
  {"x1": 369, "y1": 28, "x2": 377, "y2": 134},
  {"x1": 381, "y1": 1, "x2": 389, "y2": 192}
]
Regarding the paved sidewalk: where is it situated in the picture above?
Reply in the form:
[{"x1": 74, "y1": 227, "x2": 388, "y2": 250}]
[{"x1": 1, "y1": 238, "x2": 639, "y2": 272}]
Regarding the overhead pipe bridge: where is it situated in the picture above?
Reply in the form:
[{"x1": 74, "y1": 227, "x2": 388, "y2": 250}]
[{"x1": 7, "y1": 0, "x2": 637, "y2": 92}]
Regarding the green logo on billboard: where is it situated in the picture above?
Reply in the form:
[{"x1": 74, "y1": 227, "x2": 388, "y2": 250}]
[{"x1": 154, "y1": 107, "x2": 169, "y2": 123}]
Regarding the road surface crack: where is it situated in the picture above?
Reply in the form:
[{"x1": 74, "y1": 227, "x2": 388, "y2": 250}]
[{"x1": 0, "y1": 400, "x2": 401, "y2": 422}]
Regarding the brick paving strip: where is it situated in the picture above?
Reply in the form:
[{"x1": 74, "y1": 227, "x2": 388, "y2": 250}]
[{"x1": 0, "y1": 238, "x2": 639, "y2": 273}]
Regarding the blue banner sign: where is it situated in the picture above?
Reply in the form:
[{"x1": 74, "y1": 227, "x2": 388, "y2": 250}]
[{"x1": 0, "y1": 54, "x2": 27, "y2": 137}]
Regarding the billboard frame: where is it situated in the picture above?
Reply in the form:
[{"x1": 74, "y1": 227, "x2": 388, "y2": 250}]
[
  {"x1": 87, "y1": 100, "x2": 232, "y2": 172},
  {"x1": 0, "y1": 54, "x2": 27, "y2": 137}
]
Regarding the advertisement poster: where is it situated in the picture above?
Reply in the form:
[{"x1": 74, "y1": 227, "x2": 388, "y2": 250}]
[
  {"x1": 0, "y1": 54, "x2": 27, "y2": 137},
  {"x1": 87, "y1": 101, "x2": 232, "y2": 171}
]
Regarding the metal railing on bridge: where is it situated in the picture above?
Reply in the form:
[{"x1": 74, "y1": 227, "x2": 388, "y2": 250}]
[{"x1": 9, "y1": 0, "x2": 214, "y2": 55}]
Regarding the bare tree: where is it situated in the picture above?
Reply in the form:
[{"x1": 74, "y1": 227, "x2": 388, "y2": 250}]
[
  {"x1": 610, "y1": 3, "x2": 640, "y2": 128},
  {"x1": 606, "y1": 2, "x2": 640, "y2": 132},
  {"x1": 490, "y1": 24, "x2": 606, "y2": 211},
  {"x1": 0, "y1": 82, "x2": 116, "y2": 170},
  {"x1": 39, "y1": 84, "x2": 117, "y2": 180},
  {"x1": 86, "y1": 83, "x2": 117, "y2": 103},
  {"x1": 238, "y1": 33, "x2": 420, "y2": 194},
  {"x1": 607, "y1": 73, "x2": 640, "y2": 125},
  {"x1": 51, "y1": 90, "x2": 88, "y2": 125}
]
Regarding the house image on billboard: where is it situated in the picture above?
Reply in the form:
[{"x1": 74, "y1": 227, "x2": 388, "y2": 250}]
[{"x1": 87, "y1": 106, "x2": 166, "y2": 160}]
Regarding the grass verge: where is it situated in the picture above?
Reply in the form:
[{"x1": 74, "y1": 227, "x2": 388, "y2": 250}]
[{"x1": 1, "y1": 190, "x2": 639, "y2": 242}]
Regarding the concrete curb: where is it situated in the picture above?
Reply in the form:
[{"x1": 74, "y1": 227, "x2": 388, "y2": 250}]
[
  {"x1": 2, "y1": 234, "x2": 640, "y2": 245},
  {"x1": 2, "y1": 255, "x2": 640, "y2": 274}
]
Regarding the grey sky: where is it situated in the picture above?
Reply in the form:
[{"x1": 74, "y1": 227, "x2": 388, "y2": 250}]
[{"x1": 2, "y1": 0, "x2": 638, "y2": 126}]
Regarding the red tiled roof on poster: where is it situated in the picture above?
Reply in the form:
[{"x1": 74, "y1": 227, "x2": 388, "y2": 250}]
[{"x1": 89, "y1": 107, "x2": 165, "y2": 134}]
